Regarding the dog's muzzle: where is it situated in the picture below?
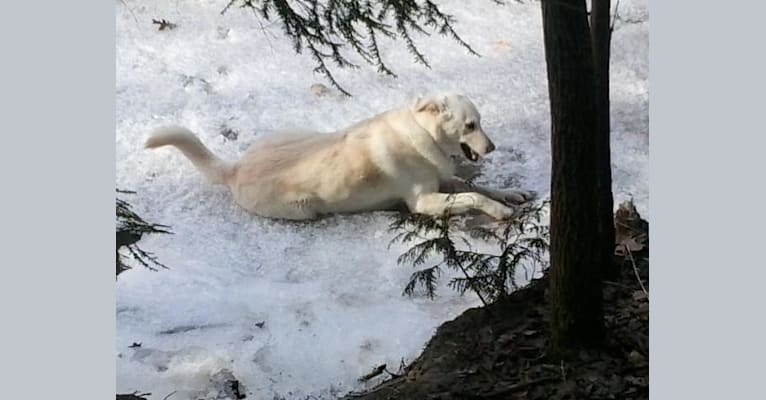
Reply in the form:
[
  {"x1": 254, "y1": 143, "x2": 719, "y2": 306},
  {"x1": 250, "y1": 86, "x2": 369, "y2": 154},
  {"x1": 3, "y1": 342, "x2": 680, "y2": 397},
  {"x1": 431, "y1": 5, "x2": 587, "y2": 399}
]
[
  {"x1": 460, "y1": 140, "x2": 495, "y2": 162},
  {"x1": 461, "y1": 143, "x2": 480, "y2": 161}
]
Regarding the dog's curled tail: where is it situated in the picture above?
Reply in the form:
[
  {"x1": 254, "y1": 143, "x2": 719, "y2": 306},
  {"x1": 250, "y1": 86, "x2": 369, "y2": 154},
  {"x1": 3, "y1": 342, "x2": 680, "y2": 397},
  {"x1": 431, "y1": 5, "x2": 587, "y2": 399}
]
[{"x1": 145, "y1": 126, "x2": 234, "y2": 185}]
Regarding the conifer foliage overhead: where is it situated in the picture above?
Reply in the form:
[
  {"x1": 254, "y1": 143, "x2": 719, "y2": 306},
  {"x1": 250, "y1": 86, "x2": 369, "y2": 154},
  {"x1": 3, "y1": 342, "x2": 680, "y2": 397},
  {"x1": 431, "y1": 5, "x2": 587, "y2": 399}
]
[{"x1": 222, "y1": 0, "x2": 486, "y2": 95}]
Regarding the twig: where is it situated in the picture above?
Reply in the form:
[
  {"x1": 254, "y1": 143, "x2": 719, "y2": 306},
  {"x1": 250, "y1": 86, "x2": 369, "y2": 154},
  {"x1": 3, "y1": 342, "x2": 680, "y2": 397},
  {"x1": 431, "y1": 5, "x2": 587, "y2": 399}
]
[
  {"x1": 345, "y1": 384, "x2": 397, "y2": 398},
  {"x1": 610, "y1": 0, "x2": 621, "y2": 32},
  {"x1": 220, "y1": 0, "x2": 238, "y2": 15},
  {"x1": 392, "y1": 357, "x2": 408, "y2": 377},
  {"x1": 457, "y1": 260, "x2": 489, "y2": 307},
  {"x1": 625, "y1": 245, "x2": 648, "y2": 295},
  {"x1": 444, "y1": 203, "x2": 488, "y2": 307},
  {"x1": 384, "y1": 366, "x2": 404, "y2": 379},
  {"x1": 117, "y1": 392, "x2": 151, "y2": 400},
  {"x1": 358, "y1": 364, "x2": 387, "y2": 382},
  {"x1": 118, "y1": 0, "x2": 141, "y2": 30},
  {"x1": 611, "y1": 0, "x2": 647, "y2": 31},
  {"x1": 162, "y1": 391, "x2": 178, "y2": 400},
  {"x1": 560, "y1": 360, "x2": 567, "y2": 381}
]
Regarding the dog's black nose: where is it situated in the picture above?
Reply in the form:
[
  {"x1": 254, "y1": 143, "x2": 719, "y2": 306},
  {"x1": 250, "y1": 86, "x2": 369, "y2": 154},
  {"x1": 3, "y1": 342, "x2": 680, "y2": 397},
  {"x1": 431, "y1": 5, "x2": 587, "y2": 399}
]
[{"x1": 486, "y1": 141, "x2": 496, "y2": 153}]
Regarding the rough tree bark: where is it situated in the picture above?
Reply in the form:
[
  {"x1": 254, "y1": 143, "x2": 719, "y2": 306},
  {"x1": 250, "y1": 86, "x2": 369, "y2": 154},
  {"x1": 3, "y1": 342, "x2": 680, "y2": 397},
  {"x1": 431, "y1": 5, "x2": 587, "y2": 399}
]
[
  {"x1": 541, "y1": 0, "x2": 606, "y2": 352},
  {"x1": 590, "y1": 0, "x2": 617, "y2": 279}
]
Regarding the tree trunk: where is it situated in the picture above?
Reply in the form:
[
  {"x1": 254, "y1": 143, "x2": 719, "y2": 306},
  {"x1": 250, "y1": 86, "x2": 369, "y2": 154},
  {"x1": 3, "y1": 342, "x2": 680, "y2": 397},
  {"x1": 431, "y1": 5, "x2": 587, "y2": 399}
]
[
  {"x1": 590, "y1": 0, "x2": 617, "y2": 279},
  {"x1": 541, "y1": 0, "x2": 605, "y2": 352}
]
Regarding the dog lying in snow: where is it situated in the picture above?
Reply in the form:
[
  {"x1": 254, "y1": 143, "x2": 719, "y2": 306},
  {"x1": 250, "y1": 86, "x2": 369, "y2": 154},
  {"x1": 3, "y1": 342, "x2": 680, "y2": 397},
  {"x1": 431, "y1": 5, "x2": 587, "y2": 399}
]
[{"x1": 145, "y1": 93, "x2": 536, "y2": 220}]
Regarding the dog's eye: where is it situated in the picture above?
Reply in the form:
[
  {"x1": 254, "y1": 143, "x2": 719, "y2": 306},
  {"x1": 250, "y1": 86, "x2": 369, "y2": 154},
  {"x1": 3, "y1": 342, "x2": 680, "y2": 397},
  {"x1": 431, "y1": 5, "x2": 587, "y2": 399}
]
[{"x1": 465, "y1": 122, "x2": 476, "y2": 131}]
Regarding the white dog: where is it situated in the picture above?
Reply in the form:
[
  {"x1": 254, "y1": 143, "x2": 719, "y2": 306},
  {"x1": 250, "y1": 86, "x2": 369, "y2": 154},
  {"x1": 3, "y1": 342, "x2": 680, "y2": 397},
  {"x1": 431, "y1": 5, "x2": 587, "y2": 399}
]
[{"x1": 145, "y1": 93, "x2": 535, "y2": 220}]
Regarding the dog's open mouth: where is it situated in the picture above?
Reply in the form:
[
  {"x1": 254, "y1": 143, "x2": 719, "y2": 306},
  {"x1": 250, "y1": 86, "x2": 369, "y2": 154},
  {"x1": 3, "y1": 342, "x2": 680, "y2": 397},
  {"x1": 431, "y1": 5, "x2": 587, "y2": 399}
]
[{"x1": 461, "y1": 143, "x2": 480, "y2": 162}]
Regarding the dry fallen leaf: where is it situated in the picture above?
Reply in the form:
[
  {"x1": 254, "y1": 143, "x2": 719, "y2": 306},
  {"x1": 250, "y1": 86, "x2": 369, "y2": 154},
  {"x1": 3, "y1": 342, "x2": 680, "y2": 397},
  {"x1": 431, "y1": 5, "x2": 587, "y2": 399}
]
[
  {"x1": 614, "y1": 200, "x2": 649, "y2": 255},
  {"x1": 310, "y1": 83, "x2": 331, "y2": 97},
  {"x1": 615, "y1": 233, "x2": 647, "y2": 256},
  {"x1": 493, "y1": 39, "x2": 511, "y2": 51}
]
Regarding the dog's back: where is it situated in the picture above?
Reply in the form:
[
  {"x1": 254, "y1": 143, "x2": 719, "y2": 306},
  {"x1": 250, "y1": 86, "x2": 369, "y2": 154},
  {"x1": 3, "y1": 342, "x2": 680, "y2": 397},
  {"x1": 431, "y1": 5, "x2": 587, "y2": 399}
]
[{"x1": 231, "y1": 127, "x2": 402, "y2": 218}]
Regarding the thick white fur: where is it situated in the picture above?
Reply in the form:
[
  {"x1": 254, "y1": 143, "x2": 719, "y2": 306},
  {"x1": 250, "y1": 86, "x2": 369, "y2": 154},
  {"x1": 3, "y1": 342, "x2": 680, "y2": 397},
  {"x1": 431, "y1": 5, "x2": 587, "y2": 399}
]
[{"x1": 145, "y1": 93, "x2": 535, "y2": 220}]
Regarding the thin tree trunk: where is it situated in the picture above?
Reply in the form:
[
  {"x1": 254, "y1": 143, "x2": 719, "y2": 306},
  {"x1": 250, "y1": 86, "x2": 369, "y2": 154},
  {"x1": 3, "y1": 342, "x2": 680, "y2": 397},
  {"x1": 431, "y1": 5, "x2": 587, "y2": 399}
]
[
  {"x1": 541, "y1": 0, "x2": 605, "y2": 352},
  {"x1": 590, "y1": 0, "x2": 617, "y2": 279}
]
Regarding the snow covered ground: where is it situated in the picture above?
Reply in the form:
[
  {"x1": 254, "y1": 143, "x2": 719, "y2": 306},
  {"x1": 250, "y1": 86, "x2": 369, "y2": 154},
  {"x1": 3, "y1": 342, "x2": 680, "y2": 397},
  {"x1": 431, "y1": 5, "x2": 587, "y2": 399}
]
[{"x1": 116, "y1": 0, "x2": 648, "y2": 398}]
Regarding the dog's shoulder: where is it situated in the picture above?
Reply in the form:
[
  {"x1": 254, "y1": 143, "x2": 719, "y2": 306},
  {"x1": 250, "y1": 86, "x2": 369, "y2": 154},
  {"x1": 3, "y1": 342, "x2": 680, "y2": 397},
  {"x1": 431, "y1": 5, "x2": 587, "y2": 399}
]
[{"x1": 380, "y1": 108, "x2": 455, "y2": 179}]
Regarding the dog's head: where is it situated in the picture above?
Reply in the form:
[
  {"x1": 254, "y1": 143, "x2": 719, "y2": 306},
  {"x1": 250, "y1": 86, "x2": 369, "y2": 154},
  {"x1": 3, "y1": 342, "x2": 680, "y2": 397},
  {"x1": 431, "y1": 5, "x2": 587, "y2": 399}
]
[{"x1": 410, "y1": 93, "x2": 496, "y2": 162}]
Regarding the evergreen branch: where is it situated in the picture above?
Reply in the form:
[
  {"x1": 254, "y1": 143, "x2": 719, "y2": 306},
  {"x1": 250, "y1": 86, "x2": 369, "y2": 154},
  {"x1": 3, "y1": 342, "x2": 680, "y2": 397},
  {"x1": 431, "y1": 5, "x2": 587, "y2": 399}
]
[
  {"x1": 116, "y1": 189, "x2": 172, "y2": 276},
  {"x1": 403, "y1": 265, "x2": 441, "y2": 299},
  {"x1": 391, "y1": 200, "x2": 550, "y2": 305},
  {"x1": 227, "y1": 0, "x2": 483, "y2": 95},
  {"x1": 396, "y1": 237, "x2": 449, "y2": 267}
]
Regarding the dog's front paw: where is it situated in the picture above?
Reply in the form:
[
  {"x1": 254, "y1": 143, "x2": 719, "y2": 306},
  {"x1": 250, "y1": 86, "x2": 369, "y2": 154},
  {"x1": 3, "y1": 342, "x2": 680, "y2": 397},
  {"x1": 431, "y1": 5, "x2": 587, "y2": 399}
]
[
  {"x1": 519, "y1": 189, "x2": 538, "y2": 202},
  {"x1": 498, "y1": 189, "x2": 538, "y2": 205},
  {"x1": 488, "y1": 203, "x2": 516, "y2": 220}
]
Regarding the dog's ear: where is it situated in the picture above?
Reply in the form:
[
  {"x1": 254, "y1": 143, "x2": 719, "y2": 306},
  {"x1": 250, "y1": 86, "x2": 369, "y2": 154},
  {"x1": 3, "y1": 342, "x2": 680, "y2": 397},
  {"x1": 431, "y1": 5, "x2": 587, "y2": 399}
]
[{"x1": 412, "y1": 96, "x2": 444, "y2": 115}]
